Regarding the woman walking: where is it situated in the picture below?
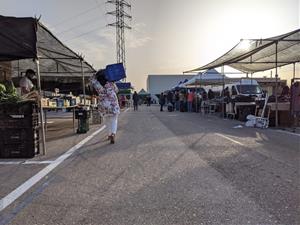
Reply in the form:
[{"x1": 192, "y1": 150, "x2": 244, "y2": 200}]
[
  {"x1": 90, "y1": 70, "x2": 120, "y2": 144},
  {"x1": 133, "y1": 91, "x2": 139, "y2": 111}
]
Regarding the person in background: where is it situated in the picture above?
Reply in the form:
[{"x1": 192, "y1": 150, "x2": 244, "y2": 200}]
[
  {"x1": 280, "y1": 85, "x2": 290, "y2": 101},
  {"x1": 291, "y1": 81, "x2": 300, "y2": 129},
  {"x1": 198, "y1": 92, "x2": 203, "y2": 113},
  {"x1": 133, "y1": 91, "x2": 139, "y2": 111},
  {"x1": 187, "y1": 90, "x2": 194, "y2": 112},
  {"x1": 159, "y1": 92, "x2": 165, "y2": 112},
  {"x1": 167, "y1": 91, "x2": 173, "y2": 105},
  {"x1": 179, "y1": 91, "x2": 185, "y2": 112},
  {"x1": 174, "y1": 90, "x2": 180, "y2": 111},
  {"x1": 120, "y1": 95, "x2": 126, "y2": 108},
  {"x1": 146, "y1": 95, "x2": 151, "y2": 106},
  {"x1": 208, "y1": 89, "x2": 215, "y2": 100},
  {"x1": 19, "y1": 69, "x2": 35, "y2": 95},
  {"x1": 90, "y1": 70, "x2": 120, "y2": 144}
]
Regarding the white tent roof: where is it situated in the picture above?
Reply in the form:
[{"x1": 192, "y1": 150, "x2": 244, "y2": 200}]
[
  {"x1": 185, "y1": 69, "x2": 228, "y2": 86},
  {"x1": 185, "y1": 29, "x2": 300, "y2": 73}
]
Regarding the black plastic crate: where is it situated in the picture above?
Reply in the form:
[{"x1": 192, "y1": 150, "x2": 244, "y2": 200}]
[
  {"x1": 0, "y1": 101, "x2": 38, "y2": 116},
  {"x1": 0, "y1": 141, "x2": 39, "y2": 158},
  {"x1": 0, "y1": 128, "x2": 40, "y2": 158},
  {"x1": 0, "y1": 113, "x2": 39, "y2": 129}
]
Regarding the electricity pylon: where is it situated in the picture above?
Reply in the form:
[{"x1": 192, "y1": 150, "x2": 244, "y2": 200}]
[{"x1": 107, "y1": 0, "x2": 132, "y2": 70}]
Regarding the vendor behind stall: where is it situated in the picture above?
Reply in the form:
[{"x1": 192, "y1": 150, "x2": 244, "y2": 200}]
[{"x1": 19, "y1": 69, "x2": 35, "y2": 95}]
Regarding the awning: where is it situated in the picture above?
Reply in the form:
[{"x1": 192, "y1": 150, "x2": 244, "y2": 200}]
[
  {"x1": 185, "y1": 69, "x2": 228, "y2": 86},
  {"x1": 185, "y1": 29, "x2": 300, "y2": 73},
  {"x1": 0, "y1": 16, "x2": 96, "y2": 77},
  {"x1": 0, "y1": 15, "x2": 97, "y2": 154},
  {"x1": 116, "y1": 82, "x2": 132, "y2": 90},
  {"x1": 138, "y1": 89, "x2": 149, "y2": 95}
]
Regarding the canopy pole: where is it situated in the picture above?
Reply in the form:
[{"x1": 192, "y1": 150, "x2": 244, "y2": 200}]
[
  {"x1": 222, "y1": 65, "x2": 225, "y2": 118},
  {"x1": 275, "y1": 41, "x2": 279, "y2": 127},
  {"x1": 80, "y1": 59, "x2": 86, "y2": 106},
  {"x1": 293, "y1": 63, "x2": 296, "y2": 80},
  {"x1": 36, "y1": 59, "x2": 47, "y2": 155}
]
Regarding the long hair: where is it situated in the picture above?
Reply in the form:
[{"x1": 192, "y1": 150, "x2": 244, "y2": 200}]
[{"x1": 95, "y1": 69, "x2": 107, "y2": 86}]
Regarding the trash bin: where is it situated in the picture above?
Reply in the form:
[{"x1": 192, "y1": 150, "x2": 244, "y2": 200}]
[{"x1": 75, "y1": 108, "x2": 90, "y2": 133}]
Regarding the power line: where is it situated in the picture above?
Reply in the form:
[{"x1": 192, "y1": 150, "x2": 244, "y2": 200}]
[
  {"x1": 56, "y1": 16, "x2": 103, "y2": 35},
  {"x1": 51, "y1": 5, "x2": 101, "y2": 28},
  {"x1": 63, "y1": 25, "x2": 107, "y2": 42}
]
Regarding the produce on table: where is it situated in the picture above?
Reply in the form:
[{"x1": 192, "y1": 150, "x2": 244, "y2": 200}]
[{"x1": 0, "y1": 82, "x2": 39, "y2": 103}]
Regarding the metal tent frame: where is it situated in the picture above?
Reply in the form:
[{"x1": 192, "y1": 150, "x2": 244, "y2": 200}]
[{"x1": 0, "y1": 16, "x2": 96, "y2": 154}]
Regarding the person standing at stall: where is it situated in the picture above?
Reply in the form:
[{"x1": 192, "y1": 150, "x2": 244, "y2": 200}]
[
  {"x1": 133, "y1": 91, "x2": 139, "y2": 111},
  {"x1": 159, "y1": 92, "x2": 165, "y2": 112},
  {"x1": 90, "y1": 70, "x2": 120, "y2": 144},
  {"x1": 146, "y1": 95, "x2": 151, "y2": 106},
  {"x1": 291, "y1": 81, "x2": 300, "y2": 129},
  {"x1": 187, "y1": 90, "x2": 194, "y2": 112},
  {"x1": 174, "y1": 90, "x2": 180, "y2": 111},
  {"x1": 179, "y1": 91, "x2": 185, "y2": 112},
  {"x1": 19, "y1": 69, "x2": 35, "y2": 95}
]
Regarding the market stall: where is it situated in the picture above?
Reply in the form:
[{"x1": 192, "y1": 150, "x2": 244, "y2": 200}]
[
  {"x1": 0, "y1": 16, "x2": 96, "y2": 157},
  {"x1": 185, "y1": 29, "x2": 300, "y2": 126}
]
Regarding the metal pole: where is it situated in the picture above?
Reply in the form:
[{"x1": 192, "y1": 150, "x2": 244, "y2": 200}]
[
  {"x1": 80, "y1": 59, "x2": 86, "y2": 106},
  {"x1": 275, "y1": 41, "x2": 279, "y2": 127},
  {"x1": 222, "y1": 65, "x2": 225, "y2": 118},
  {"x1": 293, "y1": 63, "x2": 296, "y2": 80},
  {"x1": 36, "y1": 59, "x2": 46, "y2": 155}
]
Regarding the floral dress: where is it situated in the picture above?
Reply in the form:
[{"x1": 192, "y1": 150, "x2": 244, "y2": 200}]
[{"x1": 90, "y1": 75, "x2": 120, "y2": 115}]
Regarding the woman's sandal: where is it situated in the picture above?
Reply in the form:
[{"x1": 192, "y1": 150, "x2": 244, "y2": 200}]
[{"x1": 110, "y1": 134, "x2": 115, "y2": 144}]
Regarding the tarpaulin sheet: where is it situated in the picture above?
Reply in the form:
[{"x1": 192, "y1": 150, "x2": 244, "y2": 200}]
[
  {"x1": 186, "y1": 29, "x2": 300, "y2": 73},
  {"x1": 0, "y1": 16, "x2": 96, "y2": 77},
  {"x1": 116, "y1": 82, "x2": 132, "y2": 89}
]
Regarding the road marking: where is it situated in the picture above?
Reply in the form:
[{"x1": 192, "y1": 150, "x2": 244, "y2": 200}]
[
  {"x1": 215, "y1": 133, "x2": 245, "y2": 146},
  {"x1": 0, "y1": 125, "x2": 106, "y2": 212},
  {"x1": 0, "y1": 162, "x2": 22, "y2": 165},
  {"x1": 22, "y1": 160, "x2": 55, "y2": 165},
  {"x1": 274, "y1": 129, "x2": 300, "y2": 137},
  {"x1": 0, "y1": 161, "x2": 55, "y2": 165}
]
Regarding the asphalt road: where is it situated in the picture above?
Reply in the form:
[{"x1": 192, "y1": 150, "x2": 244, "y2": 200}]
[{"x1": 0, "y1": 106, "x2": 299, "y2": 225}]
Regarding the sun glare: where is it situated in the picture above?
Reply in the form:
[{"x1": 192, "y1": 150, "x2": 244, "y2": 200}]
[{"x1": 239, "y1": 39, "x2": 251, "y2": 51}]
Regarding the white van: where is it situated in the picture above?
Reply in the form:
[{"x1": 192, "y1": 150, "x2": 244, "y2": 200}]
[
  {"x1": 225, "y1": 79, "x2": 263, "y2": 99},
  {"x1": 225, "y1": 79, "x2": 263, "y2": 120}
]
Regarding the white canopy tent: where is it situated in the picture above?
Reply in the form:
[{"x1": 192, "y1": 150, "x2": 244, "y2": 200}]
[{"x1": 185, "y1": 69, "x2": 229, "y2": 86}]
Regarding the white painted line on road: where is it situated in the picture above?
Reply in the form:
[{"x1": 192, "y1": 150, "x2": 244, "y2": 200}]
[
  {"x1": 0, "y1": 161, "x2": 56, "y2": 165},
  {"x1": 0, "y1": 162, "x2": 22, "y2": 165},
  {"x1": 274, "y1": 129, "x2": 300, "y2": 137},
  {"x1": 0, "y1": 125, "x2": 106, "y2": 212},
  {"x1": 215, "y1": 133, "x2": 245, "y2": 146},
  {"x1": 22, "y1": 160, "x2": 55, "y2": 165}
]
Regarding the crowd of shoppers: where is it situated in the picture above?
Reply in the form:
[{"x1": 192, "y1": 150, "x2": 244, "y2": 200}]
[{"x1": 159, "y1": 89, "x2": 215, "y2": 113}]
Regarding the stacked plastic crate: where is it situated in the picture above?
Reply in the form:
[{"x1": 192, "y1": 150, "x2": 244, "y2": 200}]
[{"x1": 0, "y1": 101, "x2": 40, "y2": 158}]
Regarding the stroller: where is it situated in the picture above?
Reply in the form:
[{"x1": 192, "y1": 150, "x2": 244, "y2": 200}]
[{"x1": 167, "y1": 103, "x2": 174, "y2": 112}]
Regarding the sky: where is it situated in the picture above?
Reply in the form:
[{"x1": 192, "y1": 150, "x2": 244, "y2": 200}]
[{"x1": 0, "y1": 0, "x2": 299, "y2": 90}]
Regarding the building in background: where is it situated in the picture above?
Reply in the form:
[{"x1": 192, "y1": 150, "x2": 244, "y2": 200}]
[{"x1": 147, "y1": 74, "x2": 194, "y2": 101}]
